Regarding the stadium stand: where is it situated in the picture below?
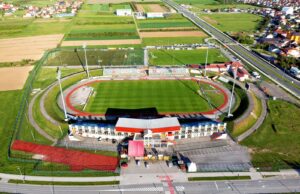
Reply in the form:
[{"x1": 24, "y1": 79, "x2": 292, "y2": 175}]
[
  {"x1": 103, "y1": 67, "x2": 147, "y2": 77},
  {"x1": 149, "y1": 67, "x2": 189, "y2": 77}
]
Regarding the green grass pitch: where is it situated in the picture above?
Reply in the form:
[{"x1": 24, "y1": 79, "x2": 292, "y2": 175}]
[{"x1": 84, "y1": 80, "x2": 225, "y2": 114}]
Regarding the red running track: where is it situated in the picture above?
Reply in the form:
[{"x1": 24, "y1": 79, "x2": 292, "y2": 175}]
[
  {"x1": 12, "y1": 140, "x2": 118, "y2": 172},
  {"x1": 65, "y1": 78, "x2": 229, "y2": 117}
]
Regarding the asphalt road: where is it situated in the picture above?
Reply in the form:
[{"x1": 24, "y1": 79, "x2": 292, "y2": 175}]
[
  {"x1": 1, "y1": 178, "x2": 300, "y2": 194},
  {"x1": 163, "y1": 0, "x2": 300, "y2": 99}
]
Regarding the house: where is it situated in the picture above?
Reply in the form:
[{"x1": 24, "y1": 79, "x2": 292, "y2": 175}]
[
  {"x1": 286, "y1": 48, "x2": 300, "y2": 58},
  {"x1": 282, "y1": 7, "x2": 294, "y2": 15},
  {"x1": 288, "y1": 32, "x2": 300, "y2": 44},
  {"x1": 202, "y1": 64, "x2": 228, "y2": 72},
  {"x1": 116, "y1": 9, "x2": 132, "y2": 16},
  {"x1": 228, "y1": 61, "x2": 250, "y2": 81}
]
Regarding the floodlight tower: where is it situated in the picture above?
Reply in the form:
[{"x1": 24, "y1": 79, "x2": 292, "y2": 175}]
[
  {"x1": 57, "y1": 67, "x2": 68, "y2": 121},
  {"x1": 83, "y1": 43, "x2": 90, "y2": 78},
  {"x1": 204, "y1": 46, "x2": 209, "y2": 77},
  {"x1": 227, "y1": 63, "x2": 238, "y2": 118}
]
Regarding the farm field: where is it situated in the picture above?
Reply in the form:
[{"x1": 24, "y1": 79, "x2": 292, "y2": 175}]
[
  {"x1": 139, "y1": 31, "x2": 206, "y2": 38},
  {"x1": 135, "y1": 3, "x2": 169, "y2": 12},
  {"x1": 242, "y1": 100, "x2": 300, "y2": 171},
  {"x1": 0, "y1": 66, "x2": 33, "y2": 91},
  {"x1": 0, "y1": 18, "x2": 72, "y2": 39},
  {"x1": 4, "y1": 0, "x2": 56, "y2": 7},
  {"x1": 149, "y1": 49, "x2": 229, "y2": 65},
  {"x1": 85, "y1": 80, "x2": 225, "y2": 114},
  {"x1": 142, "y1": 37, "x2": 206, "y2": 46},
  {"x1": 0, "y1": 34, "x2": 63, "y2": 62},
  {"x1": 200, "y1": 13, "x2": 263, "y2": 33},
  {"x1": 174, "y1": 0, "x2": 257, "y2": 9},
  {"x1": 87, "y1": 0, "x2": 160, "y2": 3},
  {"x1": 45, "y1": 49, "x2": 144, "y2": 66},
  {"x1": 136, "y1": 13, "x2": 208, "y2": 45},
  {"x1": 64, "y1": 4, "x2": 139, "y2": 41}
]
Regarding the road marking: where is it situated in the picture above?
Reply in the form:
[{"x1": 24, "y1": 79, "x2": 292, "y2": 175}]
[
  {"x1": 215, "y1": 181, "x2": 219, "y2": 191},
  {"x1": 176, "y1": 186, "x2": 185, "y2": 191}
]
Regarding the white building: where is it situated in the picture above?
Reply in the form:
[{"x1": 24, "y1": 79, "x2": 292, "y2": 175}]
[
  {"x1": 282, "y1": 7, "x2": 294, "y2": 15},
  {"x1": 116, "y1": 9, "x2": 132, "y2": 16},
  {"x1": 69, "y1": 118, "x2": 227, "y2": 147},
  {"x1": 146, "y1": 12, "x2": 164, "y2": 18}
]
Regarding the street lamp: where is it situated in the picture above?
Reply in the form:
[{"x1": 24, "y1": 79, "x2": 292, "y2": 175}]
[
  {"x1": 98, "y1": 59, "x2": 102, "y2": 69},
  {"x1": 83, "y1": 43, "x2": 90, "y2": 78},
  {"x1": 17, "y1": 166, "x2": 25, "y2": 183},
  {"x1": 57, "y1": 67, "x2": 68, "y2": 121}
]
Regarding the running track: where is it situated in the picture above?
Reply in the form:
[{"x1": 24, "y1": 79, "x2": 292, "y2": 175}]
[{"x1": 12, "y1": 140, "x2": 118, "y2": 171}]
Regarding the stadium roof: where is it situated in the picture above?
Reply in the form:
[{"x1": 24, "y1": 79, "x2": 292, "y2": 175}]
[{"x1": 115, "y1": 117, "x2": 180, "y2": 133}]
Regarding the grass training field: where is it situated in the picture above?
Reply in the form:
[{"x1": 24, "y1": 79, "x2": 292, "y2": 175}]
[
  {"x1": 149, "y1": 49, "x2": 229, "y2": 66},
  {"x1": 45, "y1": 49, "x2": 144, "y2": 66},
  {"x1": 242, "y1": 100, "x2": 300, "y2": 171},
  {"x1": 200, "y1": 13, "x2": 263, "y2": 33},
  {"x1": 84, "y1": 80, "x2": 225, "y2": 114}
]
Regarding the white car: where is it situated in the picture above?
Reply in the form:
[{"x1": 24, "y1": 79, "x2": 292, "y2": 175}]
[{"x1": 252, "y1": 71, "x2": 261, "y2": 79}]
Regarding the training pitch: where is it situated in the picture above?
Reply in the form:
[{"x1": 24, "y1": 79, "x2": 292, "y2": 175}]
[{"x1": 66, "y1": 79, "x2": 227, "y2": 115}]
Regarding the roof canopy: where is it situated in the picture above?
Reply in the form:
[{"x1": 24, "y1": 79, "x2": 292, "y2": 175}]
[
  {"x1": 116, "y1": 117, "x2": 180, "y2": 133},
  {"x1": 128, "y1": 141, "x2": 144, "y2": 157}
]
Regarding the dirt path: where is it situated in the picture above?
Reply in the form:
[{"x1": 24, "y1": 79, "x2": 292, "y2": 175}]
[
  {"x1": 61, "y1": 39, "x2": 141, "y2": 46},
  {"x1": 139, "y1": 31, "x2": 206, "y2": 38},
  {"x1": 0, "y1": 66, "x2": 33, "y2": 91},
  {"x1": 0, "y1": 34, "x2": 63, "y2": 62}
]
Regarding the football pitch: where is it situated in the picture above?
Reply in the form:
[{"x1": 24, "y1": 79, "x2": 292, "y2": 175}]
[{"x1": 84, "y1": 80, "x2": 225, "y2": 114}]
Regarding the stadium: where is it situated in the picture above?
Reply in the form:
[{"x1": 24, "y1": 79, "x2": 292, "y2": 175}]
[{"x1": 60, "y1": 66, "x2": 231, "y2": 147}]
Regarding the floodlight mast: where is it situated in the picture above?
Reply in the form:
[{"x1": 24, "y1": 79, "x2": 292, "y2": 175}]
[
  {"x1": 227, "y1": 63, "x2": 238, "y2": 117},
  {"x1": 83, "y1": 43, "x2": 90, "y2": 78},
  {"x1": 204, "y1": 46, "x2": 209, "y2": 77},
  {"x1": 57, "y1": 67, "x2": 68, "y2": 121}
]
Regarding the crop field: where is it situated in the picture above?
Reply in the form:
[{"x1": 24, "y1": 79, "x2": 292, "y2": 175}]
[
  {"x1": 137, "y1": 19, "x2": 195, "y2": 29},
  {"x1": 64, "y1": 4, "x2": 139, "y2": 41},
  {"x1": 0, "y1": 18, "x2": 72, "y2": 39},
  {"x1": 5, "y1": 0, "x2": 56, "y2": 7},
  {"x1": 142, "y1": 37, "x2": 206, "y2": 46},
  {"x1": 135, "y1": 3, "x2": 169, "y2": 12},
  {"x1": 87, "y1": 0, "x2": 160, "y2": 3},
  {"x1": 174, "y1": 0, "x2": 257, "y2": 9},
  {"x1": 242, "y1": 100, "x2": 300, "y2": 171},
  {"x1": 149, "y1": 49, "x2": 229, "y2": 65},
  {"x1": 45, "y1": 49, "x2": 144, "y2": 66},
  {"x1": 200, "y1": 13, "x2": 263, "y2": 33},
  {"x1": 84, "y1": 80, "x2": 225, "y2": 114},
  {"x1": 0, "y1": 34, "x2": 64, "y2": 62}
]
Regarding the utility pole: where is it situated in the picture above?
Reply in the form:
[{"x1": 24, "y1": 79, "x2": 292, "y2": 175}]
[
  {"x1": 57, "y1": 67, "x2": 68, "y2": 121},
  {"x1": 227, "y1": 64, "x2": 238, "y2": 117},
  {"x1": 204, "y1": 46, "x2": 209, "y2": 77},
  {"x1": 83, "y1": 43, "x2": 90, "y2": 78}
]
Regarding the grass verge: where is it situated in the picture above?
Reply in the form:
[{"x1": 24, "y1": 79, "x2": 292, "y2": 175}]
[
  {"x1": 188, "y1": 176, "x2": 251, "y2": 181},
  {"x1": 242, "y1": 100, "x2": 300, "y2": 171},
  {"x1": 8, "y1": 179, "x2": 119, "y2": 185}
]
